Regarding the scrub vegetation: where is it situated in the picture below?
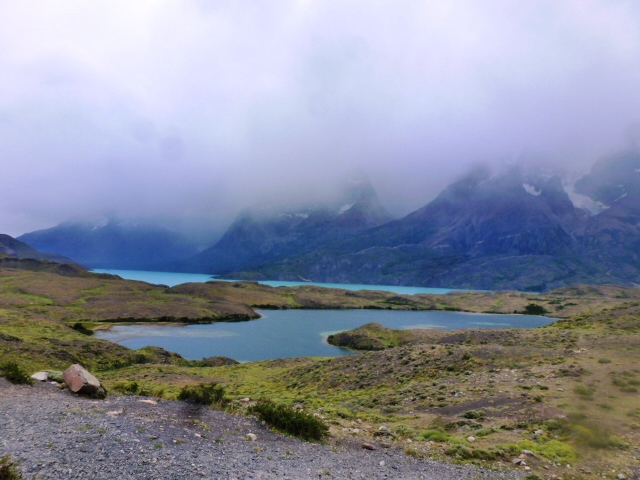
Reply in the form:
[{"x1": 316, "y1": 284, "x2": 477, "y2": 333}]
[{"x1": 1, "y1": 265, "x2": 640, "y2": 477}]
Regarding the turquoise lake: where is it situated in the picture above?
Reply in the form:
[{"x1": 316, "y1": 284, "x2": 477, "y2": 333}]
[
  {"x1": 94, "y1": 309, "x2": 553, "y2": 362},
  {"x1": 91, "y1": 269, "x2": 456, "y2": 295}
]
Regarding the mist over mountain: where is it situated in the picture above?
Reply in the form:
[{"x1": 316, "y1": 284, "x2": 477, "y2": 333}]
[
  {"x1": 181, "y1": 152, "x2": 640, "y2": 291},
  {"x1": 3, "y1": 2, "x2": 640, "y2": 239},
  {"x1": 18, "y1": 216, "x2": 199, "y2": 270},
  {"x1": 173, "y1": 179, "x2": 392, "y2": 275}
]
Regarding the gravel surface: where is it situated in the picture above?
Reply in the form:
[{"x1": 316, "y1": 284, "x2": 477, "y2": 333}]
[{"x1": 0, "y1": 379, "x2": 525, "y2": 479}]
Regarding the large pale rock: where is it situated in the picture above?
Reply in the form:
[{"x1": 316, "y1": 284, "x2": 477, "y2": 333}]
[
  {"x1": 63, "y1": 364, "x2": 102, "y2": 395},
  {"x1": 31, "y1": 371, "x2": 49, "y2": 382}
]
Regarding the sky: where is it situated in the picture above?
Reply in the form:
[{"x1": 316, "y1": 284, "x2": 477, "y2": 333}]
[{"x1": 2, "y1": 0, "x2": 640, "y2": 239}]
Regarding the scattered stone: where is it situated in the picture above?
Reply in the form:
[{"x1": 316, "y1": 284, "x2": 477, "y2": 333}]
[
  {"x1": 521, "y1": 449, "x2": 537, "y2": 458},
  {"x1": 362, "y1": 443, "x2": 378, "y2": 451},
  {"x1": 524, "y1": 466, "x2": 531, "y2": 471},
  {"x1": 534, "y1": 429, "x2": 545, "y2": 435},
  {"x1": 467, "y1": 436, "x2": 476, "y2": 443},
  {"x1": 617, "y1": 475, "x2": 626, "y2": 480},
  {"x1": 238, "y1": 398, "x2": 251, "y2": 403},
  {"x1": 246, "y1": 433, "x2": 257, "y2": 441},
  {"x1": 139, "y1": 399, "x2": 158, "y2": 405},
  {"x1": 512, "y1": 458, "x2": 525, "y2": 466},
  {"x1": 63, "y1": 364, "x2": 105, "y2": 398},
  {"x1": 379, "y1": 461, "x2": 385, "y2": 467},
  {"x1": 31, "y1": 371, "x2": 48, "y2": 382},
  {"x1": 378, "y1": 425, "x2": 389, "y2": 432}
]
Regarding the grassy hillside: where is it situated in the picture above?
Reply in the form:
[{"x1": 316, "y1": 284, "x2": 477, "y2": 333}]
[{"x1": 1, "y1": 267, "x2": 639, "y2": 478}]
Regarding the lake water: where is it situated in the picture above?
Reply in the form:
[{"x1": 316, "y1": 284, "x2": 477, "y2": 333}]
[
  {"x1": 92, "y1": 269, "x2": 456, "y2": 295},
  {"x1": 94, "y1": 309, "x2": 553, "y2": 362}
]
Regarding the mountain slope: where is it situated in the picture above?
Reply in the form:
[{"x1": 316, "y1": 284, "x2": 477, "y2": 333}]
[
  {"x1": 0, "y1": 234, "x2": 72, "y2": 263},
  {"x1": 18, "y1": 217, "x2": 199, "y2": 270},
  {"x1": 212, "y1": 158, "x2": 640, "y2": 291},
  {"x1": 175, "y1": 179, "x2": 392, "y2": 274}
]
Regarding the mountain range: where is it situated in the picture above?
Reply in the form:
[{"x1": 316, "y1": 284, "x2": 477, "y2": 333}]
[
  {"x1": 179, "y1": 151, "x2": 640, "y2": 291},
  {"x1": 13, "y1": 150, "x2": 640, "y2": 291},
  {"x1": 18, "y1": 217, "x2": 198, "y2": 270}
]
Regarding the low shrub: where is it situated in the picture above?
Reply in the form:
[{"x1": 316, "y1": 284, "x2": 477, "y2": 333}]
[
  {"x1": 0, "y1": 455, "x2": 23, "y2": 480},
  {"x1": 520, "y1": 304, "x2": 548, "y2": 315},
  {"x1": 445, "y1": 445, "x2": 499, "y2": 460},
  {"x1": 70, "y1": 322, "x2": 94, "y2": 336},
  {"x1": 500, "y1": 440, "x2": 577, "y2": 463},
  {"x1": 462, "y1": 409, "x2": 486, "y2": 420},
  {"x1": 250, "y1": 401, "x2": 328, "y2": 441},
  {"x1": 420, "y1": 429, "x2": 451, "y2": 442},
  {"x1": 0, "y1": 362, "x2": 33, "y2": 386},
  {"x1": 573, "y1": 385, "x2": 594, "y2": 400},
  {"x1": 177, "y1": 382, "x2": 227, "y2": 406}
]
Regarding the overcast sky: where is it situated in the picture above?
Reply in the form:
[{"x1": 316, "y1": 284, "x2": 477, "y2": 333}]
[{"x1": 2, "y1": 0, "x2": 640, "y2": 238}]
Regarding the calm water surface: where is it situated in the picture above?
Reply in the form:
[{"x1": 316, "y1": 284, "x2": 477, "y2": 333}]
[
  {"x1": 95, "y1": 309, "x2": 553, "y2": 362},
  {"x1": 92, "y1": 269, "x2": 456, "y2": 295}
]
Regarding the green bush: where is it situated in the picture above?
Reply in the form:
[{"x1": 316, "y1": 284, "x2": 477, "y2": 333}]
[
  {"x1": 420, "y1": 429, "x2": 451, "y2": 442},
  {"x1": 573, "y1": 385, "x2": 594, "y2": 398},
  {"x1": 0, "y1": 362, "x2": 33, "y2": 386},
  {"x1": 462, "y1": 409, "x2": 486, "y2": 420},
  {"x1": 0, "y1": 455, "x2": 23, "y2": 480},
  {"x1": 521, "y1": 304, "x2": 548, "y2": 315},
  {"x1": 445, "y1": 445, "x2": 499, "y2": 460},
  {"x1": 70, "y1": 322, "x2": 94, "y2": 335},
  {"x1": 177, "y1": 382, "x2": 227, "y2": 406},
  {"x1": 249, "y1": 401, "x2": 328, "y2": 441}
]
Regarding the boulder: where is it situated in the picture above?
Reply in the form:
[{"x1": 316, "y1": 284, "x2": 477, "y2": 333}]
[{"x1": 63, "y1": 364, "x2": 105, "y2": 398}]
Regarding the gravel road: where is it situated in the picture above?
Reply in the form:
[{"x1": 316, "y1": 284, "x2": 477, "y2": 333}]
[{"x1": 0, "y1": 379, "x2": 525, "y2": 479}]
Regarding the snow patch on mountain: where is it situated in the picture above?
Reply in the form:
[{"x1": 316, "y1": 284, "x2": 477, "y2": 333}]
[
  {"x1": 523, "y1": 184, "x2": 542, "y2": 196},
  {"x1": 564, "y1": 184, "x2": 608, "y2": 215},
  {"x1": 338, "y1": 203, "x2": 355, "y2": 215}
]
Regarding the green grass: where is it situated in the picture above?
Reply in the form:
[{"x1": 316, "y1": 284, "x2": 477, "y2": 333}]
[
  {"x1": 3, "y1": 268, "x2": 640, "y2": 475},
  {"x1": 0, "y1": 455, "x2": 23, "y2": 480},
  {"x1": 0, "y1": 362, "x2": 33, "y2": 385}
]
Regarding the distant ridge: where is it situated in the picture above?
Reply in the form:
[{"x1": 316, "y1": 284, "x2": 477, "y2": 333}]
[
  {"x1": 0, "y1": 233, "x2": 94, "y2": 276},
  {"x1": 0, "y1": 234, "x2": 73, "y2": 264},
  {"x1": 18, "y1": 217, "x2": 198, "y2": 270},
  {"x1": 176, "y1": 152, "x2": 640, "y2": 291}
]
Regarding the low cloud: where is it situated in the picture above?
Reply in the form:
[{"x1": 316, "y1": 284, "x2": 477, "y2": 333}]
[{"x1": 1, "y1": 1, "x2": 640, "y2": 238}]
